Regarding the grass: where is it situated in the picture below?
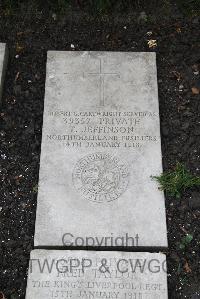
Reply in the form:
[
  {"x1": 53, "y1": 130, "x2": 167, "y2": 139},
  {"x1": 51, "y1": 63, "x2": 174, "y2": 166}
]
[
  {"x1": 179, "y1": 234, "x2": 193, "y2": 250},
  {"x1": 177, "y1": 0, "x2": 200, "y2": 15},
  {"x1": 152, "y1": 162, "x2": 200, "y2": 198}
]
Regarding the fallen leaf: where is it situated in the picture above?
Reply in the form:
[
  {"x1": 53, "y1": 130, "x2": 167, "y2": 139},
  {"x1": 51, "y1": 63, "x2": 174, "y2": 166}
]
[
  {"x1": 147, "y1": 39, "x2": 157, "y2": 49},
  {"x1": 17, "y1": 32, "x2": 24, "y2": 36},
  {"x1": 192, "y1": 87, "x2": 200, "y2": 95},
  {"x1": 16, "y1": 42, "x2": 24, "y2": 53},
  {"x1": 192, "y1": 64, "x2": 199, "y2": 72},
  {"x1": 180, "y1": 226, "x2": 188, "y2": 234},
  {"x1": 4, "y1": 9, "x2": 11, "y2": 16},
  {"x1": 171, "y1": 71, "x2": 181, "y2": 81},
  {"x1": 0, "y1": 292, "x2": 6, "y2": 299},
  {"x1": 14, "y1": 72, "x2": 20, "y2": 82},
  {"x1": 184, "y1": 261, "x2": 192, "y2": 273}
]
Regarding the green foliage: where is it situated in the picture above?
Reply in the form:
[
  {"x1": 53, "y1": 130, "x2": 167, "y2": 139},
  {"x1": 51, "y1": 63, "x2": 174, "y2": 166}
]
[
  {"x1": 32, "y1": 184, "x2": 38, "y2": 193},
  {"x1": 40, "y1": 0, "x2": 70, "y2": 11},
  {"x1": 88, "y1": 0, "x2": 112, "y2": 13},
  {"x1": 179, "y1": 234, "x2": 193, "y2": 250},
  {"x1": 177, "y1": 0, "x2": 200, "y2": 15},
  {"x1": 152, "y1": 163, "x2": 200, "y2": 198}
]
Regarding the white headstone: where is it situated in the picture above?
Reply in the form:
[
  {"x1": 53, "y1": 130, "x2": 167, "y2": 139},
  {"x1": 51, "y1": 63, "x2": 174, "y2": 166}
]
[
  {"x1": 34, "y1": 51, "x2": 167, "y2": 248},
  {"x1": 0, "y1": 43, "x2": 8, "y2": 104},
  {"x1": 25, "y1": 250, "x2": 168, "y2": 299}
]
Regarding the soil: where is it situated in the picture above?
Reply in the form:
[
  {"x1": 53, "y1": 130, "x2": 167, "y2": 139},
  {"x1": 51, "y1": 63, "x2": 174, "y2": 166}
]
[{"x1": 0, "y1": 6, "x2": 200, "y2": 299}]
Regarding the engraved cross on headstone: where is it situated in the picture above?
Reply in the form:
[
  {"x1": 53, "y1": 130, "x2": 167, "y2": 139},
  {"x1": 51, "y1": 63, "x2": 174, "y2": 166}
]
[
  {"x1": 64, "y1": 59, "x2": 120, "y2": 107},
  {"x1": 84, "y1": 59, "x2": 120, "y2": 106}
]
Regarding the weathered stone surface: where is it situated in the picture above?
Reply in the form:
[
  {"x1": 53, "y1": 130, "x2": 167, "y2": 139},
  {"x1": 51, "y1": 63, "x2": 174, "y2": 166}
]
[
  {"x1": 34, "y1": 51, "x2": 167, "y2": 247},
  {"x1": 25, "y1": 250, "x2": 168, "y2": 299},
  {"x1": 0, "y1": 43, "x2": 8, "y2": 104}
]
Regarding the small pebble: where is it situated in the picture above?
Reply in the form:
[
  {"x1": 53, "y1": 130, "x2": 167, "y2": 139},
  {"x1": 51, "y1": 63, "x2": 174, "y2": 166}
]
[
  {"x1": 1, "y1": 154, "x2": 6, "y2": 159},
  {"x1": 179, "y1": 84, "x2": 184, "y2": 91}
]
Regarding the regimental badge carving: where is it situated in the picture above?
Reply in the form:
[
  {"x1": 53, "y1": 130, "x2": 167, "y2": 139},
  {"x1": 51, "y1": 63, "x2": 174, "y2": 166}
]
[{"x1": 72, "y1": 152, "x2": 130, "y2": 203}]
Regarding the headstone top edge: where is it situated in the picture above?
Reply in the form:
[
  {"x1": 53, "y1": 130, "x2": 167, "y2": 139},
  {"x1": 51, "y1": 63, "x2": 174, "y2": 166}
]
[
  {"x1": 30, "y1": 249, "x2": 166, "y2": 258},
  {"x1": 47, "y1": 50, "x2": 156, "y2": 58}
]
